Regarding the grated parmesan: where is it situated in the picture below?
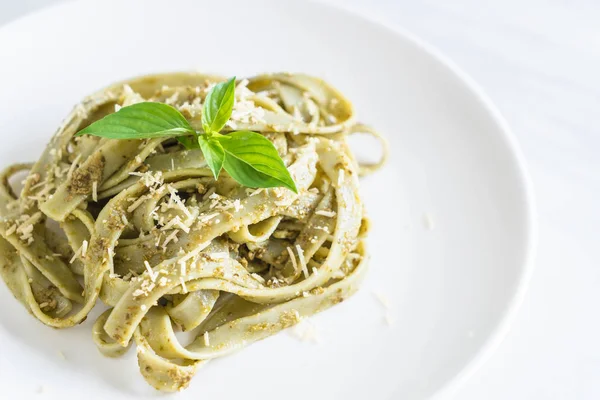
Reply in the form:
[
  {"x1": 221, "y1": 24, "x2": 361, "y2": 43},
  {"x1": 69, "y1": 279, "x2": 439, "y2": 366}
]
[
  {"x1": 81, "y1": 240, "x2": 88, "y2": 258},
  {"x1": 161, "y1": 216, "x2": 190, "y2": 233},
  {"x1": 423, "y1": 212, "x2": 435, "y2": 230},
  {"x1": 167, "y1": 186, "x2": 192, "y2": 218},
  {"x1": 127, "y1": 194, "x2": 150, "y2": 213},
  {"x1": 144, "y1": 260, "x2": 157, "y2": 282},
  {"x1": 199, "y1": 213, "x2": 219, "y2": 223},
  {"x1": 289, "y1": 319, "x2": 320, "y2": 343},
  {"x1": 92, "y1": 181, "x2": 98, "y2": 202},
  {"x1": 315, "y1": 210, "x2": 336, "y2": 218},
  {"x1": 179, "y1": 277, "x2": 188, "y2": 294},
  {"x1": 5, "y1": 224, "x2": 16, "y2": 236},
  {"x1": 162, "y1": 229, "x2": 179, "y2": 249},
  {"x1": 66, "y1": 154, "x2": 82, "y2": 181},
  {"x1": 373, "y1": 291, "x2": 390, "y2": 309},
  {"x1": 295, "y1": 244, "x2": 309, "y2": 279},
  {"x1": 69, "y1": 240, "x2": 88, "y2": 264}
]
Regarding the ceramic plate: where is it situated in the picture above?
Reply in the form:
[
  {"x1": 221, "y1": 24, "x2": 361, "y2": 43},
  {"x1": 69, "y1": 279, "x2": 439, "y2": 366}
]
[{"x1": 0, "y1": 0, "x2": 536, "y2": 398}]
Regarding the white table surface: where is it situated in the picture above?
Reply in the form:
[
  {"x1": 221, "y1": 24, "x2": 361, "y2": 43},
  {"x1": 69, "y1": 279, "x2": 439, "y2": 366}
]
[{"x1": 1, "y1": 0, "x2": 598, "y2": 399}]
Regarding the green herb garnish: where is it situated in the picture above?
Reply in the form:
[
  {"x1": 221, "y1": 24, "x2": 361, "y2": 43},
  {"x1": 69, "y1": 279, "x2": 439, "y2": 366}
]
[{"x1": 76, "y1": 77, "x2": 297, "y2": 193}]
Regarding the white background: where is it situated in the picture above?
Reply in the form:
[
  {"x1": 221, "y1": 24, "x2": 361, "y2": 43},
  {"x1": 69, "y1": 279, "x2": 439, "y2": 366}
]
[{"x1": 1, "y1": 0, "x2": 598, "y2": 399}]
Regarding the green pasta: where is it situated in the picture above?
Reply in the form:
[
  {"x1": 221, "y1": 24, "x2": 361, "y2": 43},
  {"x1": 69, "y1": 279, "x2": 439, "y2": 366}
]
[{"x1": 0, "y1": 73, "x2": 387, "y2": 392}]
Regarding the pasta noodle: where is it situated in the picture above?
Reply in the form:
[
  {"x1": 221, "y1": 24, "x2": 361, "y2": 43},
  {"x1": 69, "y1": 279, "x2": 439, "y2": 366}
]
[{"x1": 0, "y1": 73, "x2": 386, "y2": 392}]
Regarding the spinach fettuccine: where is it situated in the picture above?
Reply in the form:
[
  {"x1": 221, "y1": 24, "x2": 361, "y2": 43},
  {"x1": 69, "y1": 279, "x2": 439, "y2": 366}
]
[{"x1": 0, "y1": 73, "x2": 387, "y2": 392}]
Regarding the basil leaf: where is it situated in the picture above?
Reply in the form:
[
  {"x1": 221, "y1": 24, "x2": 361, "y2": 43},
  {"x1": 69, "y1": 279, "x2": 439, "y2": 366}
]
[
  {"x1": 198, "y1": 135, "x2": 225, "y2": 179},
  {"x1": 76, "y1": 102, "x2": 194, "y2": 139},
  {"x1": 218, "y1": 131, "x2": 297, "y2": 193},
  {"x1": 202, "y1": 77, "x2": 236, "y2": 134}
]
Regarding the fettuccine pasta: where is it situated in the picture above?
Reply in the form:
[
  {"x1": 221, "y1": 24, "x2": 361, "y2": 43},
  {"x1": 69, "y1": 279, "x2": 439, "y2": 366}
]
[{"x1": 0, "y1": 73, "x2": 386, "y2": 391}]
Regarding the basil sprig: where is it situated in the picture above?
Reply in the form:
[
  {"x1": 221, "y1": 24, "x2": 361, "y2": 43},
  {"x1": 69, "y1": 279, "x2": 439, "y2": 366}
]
[{"x1": 76, "y1": 77, "x2": 297, "y2": 193}]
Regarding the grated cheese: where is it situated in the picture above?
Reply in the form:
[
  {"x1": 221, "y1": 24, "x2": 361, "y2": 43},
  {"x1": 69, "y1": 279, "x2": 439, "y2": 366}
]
[
  {"x1": 69, "y1": 240, "x2": 88, "y2": 264},
  {"x1": 203, "y1": 331, "x2": 210, "y2": 346},
  {"x1": 373, "y1": 291, "x2": 390, "y2": 309},
  {"x1": 289, "y1": 319, "x2": 320, "y2": 343},
  {"x1": 144, "y1": 260, "x2": 157, "y2": 282},
  {"x1": 248, "y1": 188, "x2": 266, "y2": 197},
  {"x1": 127, "y1": 194, "x2": 150, "y2": 213},
  {"x1": 167, "y1": 186, "x2": 192, "y2": 218},
  {"x1": 158, "y1": 276, "x2": 169, "y2": 287},
  {"x1": 66, "y1": 154, "x2": 82, "y2": 181},
  {"x1": 5, "y1": 224, "x2": 16, "y2": 236},
  {"x1": 199, "y1": 213, "x2": 219, "y2": 223},
  {"x1": 92, "y1": 181, "x2": 98, "y2": 202},
  {"x1": 179, "y1": 259, "x2": 187, "y2": 277},
  {"x1": 423, "y1": 213, "x2": 435, "y2": 230},
  {"x1": 295, "y1": 244, "x2": 309, "y2": 279},
  {"x1": 179, "y1": 277, "x2": 188, "y2": 294},
  {"x1": 162, "y1": 229, "x2": 179, "y2": 249},
  {"x1": 165, "y1": 92, "x2": 179, "y2": 105},
  {"x1": 315, "y1": 210, "x2": 336, "y2": 218},
  {"x1": 130, "y1": 170, "x2": 164, "y2": 190},
  {"x1": 161, "y1": 216, "x2": 190, "y2": 233},
  {"x1": 81, "y1": 240, "x2": 88, "y2": 258}
]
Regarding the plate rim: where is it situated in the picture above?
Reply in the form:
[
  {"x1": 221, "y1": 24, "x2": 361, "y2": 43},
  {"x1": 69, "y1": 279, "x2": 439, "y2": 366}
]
[
  {"x1": 0, "y1": 0, "x2": 538, "y2": 398},
  {"x1": 306, "y1": 1, "x2": 538, "y2": 398}
]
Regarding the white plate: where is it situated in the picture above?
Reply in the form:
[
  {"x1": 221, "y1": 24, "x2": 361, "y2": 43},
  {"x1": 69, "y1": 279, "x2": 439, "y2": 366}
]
[{"x1": 0, "y1": 0, "x2": 536, "y2": 399}]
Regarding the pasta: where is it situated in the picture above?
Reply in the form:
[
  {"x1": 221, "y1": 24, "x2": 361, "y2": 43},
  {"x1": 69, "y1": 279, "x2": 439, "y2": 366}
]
[{"x1": 0, "y1": 73, "x2": 386, "y2": 391}]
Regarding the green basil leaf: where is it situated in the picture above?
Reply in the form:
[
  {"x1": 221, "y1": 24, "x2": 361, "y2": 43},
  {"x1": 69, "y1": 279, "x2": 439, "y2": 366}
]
[
  {"x1": 202, "y1": 77, "x2": 236, "y2": 134},
  {"x1": 198, "y1": 135, "x2": 225, "y2": 179},
  {"x1": 218, "y1": 130, "x2": 297, "y2": 193},
  {"x1": 76, "y1": 102, "x2": 194, "y2": 139},
  {"x1": 177, "y1": 136, "x2": 200, "y2": 150}
]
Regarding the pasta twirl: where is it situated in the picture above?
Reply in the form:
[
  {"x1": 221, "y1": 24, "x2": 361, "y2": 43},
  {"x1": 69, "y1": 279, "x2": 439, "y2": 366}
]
[{"x1": 0, "y1": 73, "x2": 386, "y2": 392}]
